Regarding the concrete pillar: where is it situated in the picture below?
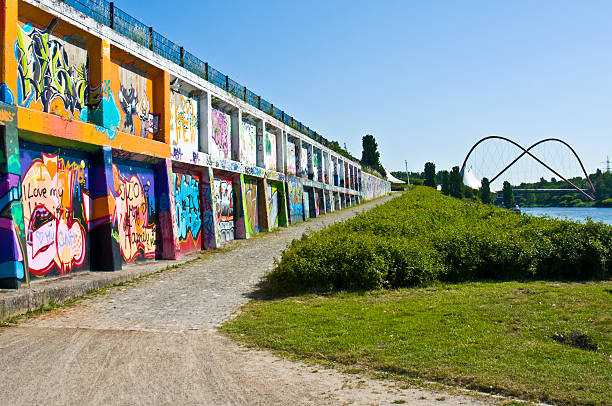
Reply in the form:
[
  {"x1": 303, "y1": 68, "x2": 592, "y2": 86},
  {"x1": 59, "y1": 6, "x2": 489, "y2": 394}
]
[
  {"x1": 277, "y1": 181, "x2": 289, "y2": 227},
  {"x1": 0, "y1": 102, "x2": 24, "y2": 288},
  {"x1": 234, "y1": 173, "x2": 248, "y2": 239},
  {"x1": 198, "y1": 92, "x2": 212, "y2": 153},
  {"x1": 256, "y1": 120, "x2": 264, "y2": 168},
  {"x1": 153, "y1": 71, "x2": 171, "y2": 143},
  {"x1": 200, "y1": 166, "x2": 219, "y2": 249},
  {"x1": 258, "y1": 178, "x2": 271, "y2": 232},
  {"x1": 296, "y1": 138, "x2": 303, "y2": 178},
  {"x1": 276, "y1": 130, "x2": 285, "y2": 173},
  {"x1": 88, "y1": 146, "x2": 123, "y2": 272},
  {"x1": 230, "y1": 108, "x2": 241, "y2": 161},
  {"x1": 154, "y1": 158, "x2": 179, "y2": 259},
  {"x1": 0, "y1": 0, "x2": 18, "y2": 105},
  {"x1": 88, "y1": 39, "x2": 115, "y2": 129}
]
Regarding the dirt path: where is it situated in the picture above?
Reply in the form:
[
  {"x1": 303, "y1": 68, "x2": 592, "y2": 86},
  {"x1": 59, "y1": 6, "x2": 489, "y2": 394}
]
[{"x1": 0, "y1": 195, "x2": 495, "y2": 405}]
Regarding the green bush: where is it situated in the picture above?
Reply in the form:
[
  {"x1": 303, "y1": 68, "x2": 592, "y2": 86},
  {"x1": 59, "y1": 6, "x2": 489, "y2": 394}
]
[{"x1": 266, "y1": 187, "x2": 612, "y2": 295}]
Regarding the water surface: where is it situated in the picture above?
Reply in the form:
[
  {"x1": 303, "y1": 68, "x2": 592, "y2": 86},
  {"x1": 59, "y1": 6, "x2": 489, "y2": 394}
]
[{"x1": 521, "y1": 207, "x2": 612, "y2": 225}]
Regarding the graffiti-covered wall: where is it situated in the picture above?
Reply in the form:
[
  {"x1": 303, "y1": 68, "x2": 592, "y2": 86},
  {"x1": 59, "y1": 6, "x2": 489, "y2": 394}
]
[
  {"x1": 361, "y1": 171, "x2": 391, "y2": 200},
  {"x1": 300, "y1": 146, "x2": 308, "y2": 178},
  {"x1": 170, "y1": 90, "x2": 199, "y2": 156},
  {"x1": 286, "y1": 141, "x2": 296, "y2": 176},
  {"x1": 240, "y1": 119, "x2": 257, "y2": 166},
  {"x1": 286, "y1": 177, "x2": 304, "y2": 224},
  {"x1": 267, "y1": 181, "x2": 281, "y2": 228},
  {"x1": 112, "y1": 161, "x2": 157, "y2": 263},
  {"x1": 210, "y1": 108, "x2": 231, "y2": 160},
  {"x1": 172, "y1": 170, "x2": 201, "y2": 254},
  {"x1": 16, "y1": 20, "x2": 91, "y2": 121},
  {"x1": 20, "y1": 145, "x2": 90, "y2": 277},
  {"x1": 264, "y1": 131, "x2": 276, "y2": 170},
  {"x1": 213, "y1": 177, "x2": 234, "y2": 243},
  {"x1": 243, "y1": 176, "x2": 258, "y2": 237}
]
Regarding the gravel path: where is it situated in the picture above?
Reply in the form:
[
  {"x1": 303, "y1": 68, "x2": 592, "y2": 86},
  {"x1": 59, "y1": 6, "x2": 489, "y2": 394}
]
[{"x1": 0, "y1": 194, "x2": 496, "y2": 405}]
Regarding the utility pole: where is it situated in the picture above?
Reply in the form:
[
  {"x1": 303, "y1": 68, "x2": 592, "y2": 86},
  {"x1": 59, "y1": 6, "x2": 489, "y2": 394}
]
[{"x1": 405, "y1": 160, "x2": 410, "y2": 185}]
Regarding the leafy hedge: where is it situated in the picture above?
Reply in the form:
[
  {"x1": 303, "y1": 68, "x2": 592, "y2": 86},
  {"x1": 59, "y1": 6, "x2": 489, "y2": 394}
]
[{"x1": 268, "y1": 187, "x2": 612, "y2": 294}]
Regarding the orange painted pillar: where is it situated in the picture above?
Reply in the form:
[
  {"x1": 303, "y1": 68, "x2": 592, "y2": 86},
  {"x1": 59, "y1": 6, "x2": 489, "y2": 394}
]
[
  {"x1": 153, "y1": 70, "x2": 170, "y2": 143},
  {"x1": 0, "y1": 0, "x2": 18, "y2": 104}
]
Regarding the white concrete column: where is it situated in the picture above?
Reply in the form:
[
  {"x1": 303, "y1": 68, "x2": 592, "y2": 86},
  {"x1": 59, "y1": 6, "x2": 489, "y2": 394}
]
[
  {"x1": 198, "y1": 92, "x2": 212, "y2": 153},
  {"x1": 230, "y1": 108, "x2": 242, "y2": 161},
  {"x1": 256, "y1": 120, "x2": 265, "y2": 167}
]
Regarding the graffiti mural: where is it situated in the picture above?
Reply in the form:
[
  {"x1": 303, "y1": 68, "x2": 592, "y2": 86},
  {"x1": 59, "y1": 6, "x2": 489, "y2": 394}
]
[
  {"x1": 303, "y1": 189, "x2": 311, "y2": 219},
  {"x1": 264, "y1": 131, "x2": 276, "y2": 171},
  {"x1": 211, "y1": 108, "x2": 231, "y2": 160},
  {"x1": 267, "y1": 183, "x2": 279, "y2": 228},
  {"x1": 361, "y1": 171, "x2": 391, "y2": 200},
  {"x1": 15, "y1": 21, "x2": 93, "y2": 120},
  {"x1": 313, "y1": 151, "x2": 320, "y2": 182},
  {"x1": 116, "y1": 65, "x2": 152, "y2": 137},
  {"x1": 112, "y1": 163, "x2": 157, "y2": 262},
  {"x1": 300, "y1": 147, "x2": 308, "y2": 178},
  {"x1": 286, "y1": 141, "x2": 296, "y2": 176},
  {"x1": 20, "y1": 149, "x2": 90, "y2": 276},
  {"x1": 213, "y1": 178, "x2": 234, "y2": 242},
  {"x1": 243, "y1": 177, "x2": 258, "y2": 236},
  {"x1": 240, "y1": 119, "x2": 257, "y2": 166},
  {"x1": 170, "y1": 90, "x2": 198, "y2": 155},
  {"x1": 172, "y1": 171, "x2": 201, "y2": 253},
  {"x1": 286, "y1": 177, "x2": 304, "y2": 224}
]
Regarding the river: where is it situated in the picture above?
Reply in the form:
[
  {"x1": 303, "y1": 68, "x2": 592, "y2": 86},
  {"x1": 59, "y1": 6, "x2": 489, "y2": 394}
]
[{"x1": 520, "y1": 207, "x2": 612, "y2": 225}]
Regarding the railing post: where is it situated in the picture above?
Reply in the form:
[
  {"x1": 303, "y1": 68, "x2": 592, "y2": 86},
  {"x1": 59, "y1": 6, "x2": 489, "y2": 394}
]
[
  {"x1": 205, "y1": 63, "x2": 209, "y2": 81},
  {"x1": 243, "y1": 86, "x2": 246, "y2": 102},
  {"x1": 270, "y1": 103, "x2": 274, "y2": 116},
  {"x1": 148, "y1": 27, "x2": 153, "y2": 50},
  {"x1": 180, "y1": 47, "x2": 184, "y2": 67},
  {"x1": 282, "y1": 111, "x2": 284, "y2": 122},
  {"x1": 109, "y1": 2, "x2": 114, "y2": 29},
  {"x1": 258, "y1": 96, "x2": 261, "y2": 109}
]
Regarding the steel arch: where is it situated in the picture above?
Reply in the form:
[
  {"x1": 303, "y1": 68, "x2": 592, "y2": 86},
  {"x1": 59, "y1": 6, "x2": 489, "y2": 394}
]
[{"x1": 460, "y1": 136, "x2": 595, "y2": 201}]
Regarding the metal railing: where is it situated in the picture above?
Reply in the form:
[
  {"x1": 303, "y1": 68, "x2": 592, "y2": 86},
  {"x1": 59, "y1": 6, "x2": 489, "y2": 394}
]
[{"x1": 61, "y1": 0, "x2": 358, "y2": 162}]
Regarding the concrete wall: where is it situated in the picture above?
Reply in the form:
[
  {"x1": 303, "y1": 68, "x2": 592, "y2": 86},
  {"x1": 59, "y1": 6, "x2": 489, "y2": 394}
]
[{"x1": 0, "y1": 0, "x2": 390, "y2": 288}]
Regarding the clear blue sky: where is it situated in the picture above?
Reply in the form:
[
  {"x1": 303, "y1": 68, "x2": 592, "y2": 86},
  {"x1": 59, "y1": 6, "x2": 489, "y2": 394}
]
[{"x1": 121, "y1": 0, "x2": 612, "y2": 175}]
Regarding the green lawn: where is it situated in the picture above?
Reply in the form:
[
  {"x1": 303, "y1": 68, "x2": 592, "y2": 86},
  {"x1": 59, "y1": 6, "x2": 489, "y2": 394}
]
[{"x1": 222, "y1": 281, "x2": 612, "y2": 405}]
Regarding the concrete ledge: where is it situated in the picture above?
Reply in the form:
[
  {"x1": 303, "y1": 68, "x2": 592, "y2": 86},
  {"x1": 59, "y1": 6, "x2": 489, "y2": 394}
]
[{"x1": 0, "y1": 251, "x2": 202, "y2": 321}]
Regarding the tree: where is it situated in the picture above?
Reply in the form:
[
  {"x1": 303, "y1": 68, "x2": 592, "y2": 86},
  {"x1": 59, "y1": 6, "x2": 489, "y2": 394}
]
[
  {"x1": 480, "y1": 177, "x2": 491, "y2": 204},
  {"x1": 502, "y1": 181, "x2": 514, "y2": 207},
  {"x1": 449, "y1": 166, "x2": 463, "y2": 198},
  {"x1": 439, "y1": 170, "x2": 450, "y2": 195},
  {"x1": 361, "y1": 134, "x2": 386, "y2": 176},
  {"x1": 423, "y1": 162, "x2": 436, "y2": 188}
]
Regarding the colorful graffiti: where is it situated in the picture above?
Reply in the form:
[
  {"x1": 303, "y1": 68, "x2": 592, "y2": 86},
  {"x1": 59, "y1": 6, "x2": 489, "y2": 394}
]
[
  {"x1": 361, "y1": 171, "x2": 391, "y2": 200},
  {"x1": 303, "y1": 189, "x2": 311, "y2": 219},
  {"x1": 21, "y1": 151, "x2": 89, "y2": 276},
  {"x1": 15, "y1": 21, "x2": 92, "y2": 120},
  {"x1": 286, "y1": 142, "x2": 296, "y2": 176},
  {"x1": 267, "y1": 183, "x2": 279, "y2": 228},
  {"x1": 213, "y1": 178, "x2": 234, "y2": 242},
  {"x1": 112, "y1": 164, "x2": 156, "y2": 262},
  {"x1": 240, "y1": 119, "x2": 257, "y2": 166},
  {"x1": 300, "y1": 147, "x2": 308, "y2": 178},
  {"x1": 211, "y1": 108, "x2": 231, "y2": 159},
  {"x1": 286, "y1": 177, "x2": 304, "y2": 224},
  {"x1": 172, "y1": 171, "x2": 201, "y2": 252},
  {"x1": 170, "y1": 90, "x2": 199, "y2": 154},
  {"x1": 264, "y1": 131, "x2": 276, "y2": 170},
  {"x1": 244, "y1": 178, "x2": 258, "y2": 236},
  {"x1": 117, "y1": 65, "x2": 151, "y2": 137}
]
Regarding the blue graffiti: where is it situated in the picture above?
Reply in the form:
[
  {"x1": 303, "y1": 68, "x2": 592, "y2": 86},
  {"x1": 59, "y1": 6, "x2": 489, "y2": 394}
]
[{"x1": 173, "y1": 173, "x2": 202, "y2": 242}]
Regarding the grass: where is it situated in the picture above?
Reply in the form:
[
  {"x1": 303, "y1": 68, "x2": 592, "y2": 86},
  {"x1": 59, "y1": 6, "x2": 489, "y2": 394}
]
[{"x1": 222, "y1": 281, "x2": 612, "y2": 406}]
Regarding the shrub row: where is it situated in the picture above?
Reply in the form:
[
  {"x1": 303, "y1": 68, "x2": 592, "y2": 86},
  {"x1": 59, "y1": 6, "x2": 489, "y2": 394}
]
[{"x1": 267, "y1": 187, "x2": 612, "y2": 295}]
